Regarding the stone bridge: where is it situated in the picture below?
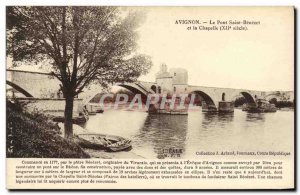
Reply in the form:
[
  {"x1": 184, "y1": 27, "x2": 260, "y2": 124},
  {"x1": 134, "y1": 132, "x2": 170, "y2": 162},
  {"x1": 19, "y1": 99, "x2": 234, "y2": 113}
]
[
  {"x1": 7, "y1": 69, "x2": 60, "y2": 98},
  {"x1": 187, "y1": 85, "x2": 263, "y2": 112},
  {"x1": 6, "y1": 70, "x2": 82, "y2": 117},
  {"x1": 116, "y1": 82, "x2": 262, "y2": 110},
  {"x1": 6, "y1": 69, "x2": 294, "y2": 113}
]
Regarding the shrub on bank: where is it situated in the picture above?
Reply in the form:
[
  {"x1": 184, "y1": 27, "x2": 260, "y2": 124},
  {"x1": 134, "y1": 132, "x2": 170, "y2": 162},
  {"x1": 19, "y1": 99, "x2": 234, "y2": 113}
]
[
  {"x1": 234, "y1": 97, "x2": 246, "y2": 107},
  {"x1": 6, "y1": 100, "x2": 90, "y2": 158},
  {"x1": 275, "y1": 101, "x2": 294, "y2": 108}
]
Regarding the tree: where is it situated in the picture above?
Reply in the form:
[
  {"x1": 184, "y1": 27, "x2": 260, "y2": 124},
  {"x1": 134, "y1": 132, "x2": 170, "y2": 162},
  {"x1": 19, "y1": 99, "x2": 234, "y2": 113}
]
[
  {"x1": 269, "y1": 98, "x2": 278, "y2": 106},
  {"x1": 114, "y1": 89, "x2": 135, "y2": 101},
  {"x1": 234, "y1": 96, "x2": 246, "y2": 107},
  {"x1": 7, "y1": 6, "x2": 152, "y2": 139}
]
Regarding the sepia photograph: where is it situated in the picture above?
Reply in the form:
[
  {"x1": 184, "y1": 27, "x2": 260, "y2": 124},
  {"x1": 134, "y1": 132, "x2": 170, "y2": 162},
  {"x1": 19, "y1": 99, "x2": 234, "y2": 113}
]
[{"x1": 5, "y1": 5, "x2": 295, "y2": 189}]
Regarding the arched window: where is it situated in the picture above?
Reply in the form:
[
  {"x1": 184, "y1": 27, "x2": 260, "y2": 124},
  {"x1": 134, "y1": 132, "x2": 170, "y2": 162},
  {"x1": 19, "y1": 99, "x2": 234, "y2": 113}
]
[
  {"x1": 158, "y1": 86, "x2": 161, "y2": 94},
  {"x1": 222, "y1": 93, "x2": 226, "y2": 101},
  {"x1": 151, "y1": 85, "x2": 157, "y2": 93},
  {"x1": 173, "y1": 86, "x2": 176, "y2": 93}
]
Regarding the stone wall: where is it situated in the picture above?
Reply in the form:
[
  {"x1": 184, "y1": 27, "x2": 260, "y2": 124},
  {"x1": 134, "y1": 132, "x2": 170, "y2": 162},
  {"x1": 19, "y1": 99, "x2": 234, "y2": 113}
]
[
  {"x1": 16, "y1": 98, "x2": 83, "y2": 117},
  {"x1": 156, "y1": 77, "x2": 173, "y2": 94},
  {"x1": 7, "y1": 70, "x2": 60, "y2": 98},
  {"x1": 169, "y1": 68, "x2": 188, "y2": 85}
]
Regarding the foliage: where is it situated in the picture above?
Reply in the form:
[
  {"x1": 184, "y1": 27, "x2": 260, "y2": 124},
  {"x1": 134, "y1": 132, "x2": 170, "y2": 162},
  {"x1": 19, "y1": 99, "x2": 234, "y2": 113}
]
[
  {"x1": 7, "y1": 6, "x2": 153, "y2": 138},
  {"x1": 89, "y1": 89, "x2": 135, "y2": 103},
  {"x1": 7, "y1": 6, "x2": 152, "y2": 94},
  {"x1": 234, "y1": 96, "x2": 246, "y2": 107},
  {"x1": 6, "y1": 100, "x2": 90, "y2": 158},
  {"x1": 277, "y1": 101, "x2": 294, "y2": 108},
  {"x1": 269, "y1": 98, "x2": 278, "y2": 106},
  {"x1": 89, "y1": 93, "x2": 107, "y2": 103}
]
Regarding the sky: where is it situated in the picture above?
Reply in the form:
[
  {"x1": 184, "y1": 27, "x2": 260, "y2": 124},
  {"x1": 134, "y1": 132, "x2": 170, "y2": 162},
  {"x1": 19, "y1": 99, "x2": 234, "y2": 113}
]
[
  {"x1": 7, "y1": 7, "x2": 294, "y2": 92},
  {"x1": 135, "y1": 7, "x2": 294, "y2": 91}
]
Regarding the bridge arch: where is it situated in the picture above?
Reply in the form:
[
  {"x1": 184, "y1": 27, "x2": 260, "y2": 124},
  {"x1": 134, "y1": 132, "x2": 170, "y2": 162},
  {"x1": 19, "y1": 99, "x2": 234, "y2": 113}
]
[
  {"x1": 240, "y1": 91, "x2": 256, "y2": 104},
  {"x1": 6, "y1": 80, "x2": 33, "y2": 97},
  {"x1": 265, "y1": 94, "x2": 279, "y2": 101},
  {"x1": 117, "y1": 83, "x2": 149, "y2": 104},
  {"x1": 190, "y1": 90, "x2": 217, "y2": 111}
]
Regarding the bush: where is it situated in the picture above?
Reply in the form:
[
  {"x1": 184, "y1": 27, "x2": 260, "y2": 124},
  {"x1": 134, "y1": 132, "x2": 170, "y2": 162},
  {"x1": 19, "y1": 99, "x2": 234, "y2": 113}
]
[
  {"x1": 234, "y1": 97, "x2": 246, "y2": 107},
  {"x1": 275, "y1": 101, "x2": 294, "y2": 108},
  {"x1": 6, "y1": 100, "x2": 90, "y2": 158}
]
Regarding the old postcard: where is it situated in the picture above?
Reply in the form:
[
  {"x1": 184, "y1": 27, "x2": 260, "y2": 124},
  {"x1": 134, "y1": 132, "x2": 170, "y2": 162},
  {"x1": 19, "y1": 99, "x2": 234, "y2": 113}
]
[{"x1": 6, "y1": 6, "x2": 294, "y2": 189}]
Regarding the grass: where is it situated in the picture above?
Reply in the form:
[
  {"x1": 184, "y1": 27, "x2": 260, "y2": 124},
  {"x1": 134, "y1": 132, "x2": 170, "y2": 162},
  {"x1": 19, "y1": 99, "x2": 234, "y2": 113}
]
[{"x1": 6, "y1": 100, "x2": 90, "y2": 158}]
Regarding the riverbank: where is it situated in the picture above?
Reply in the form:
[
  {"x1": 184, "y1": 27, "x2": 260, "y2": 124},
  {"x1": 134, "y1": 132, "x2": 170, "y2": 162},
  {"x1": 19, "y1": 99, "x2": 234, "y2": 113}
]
[
  {"x1": 235, "y1": 106, "x2": 294, "y2": 111},
  {"x1": 58, "y1": 123, "x2": 145, "y2": 159},
  {"x1": 277, "y1": 107, "x2": 294, "y2": 111},
  {"x1": 84, "y1": 149, "x2": 145, "y2": 159},
  {"x1": 7, "y1": 100, "x2": 89, "y2": 158},
  {"x1": 7, "y1": 100, "x2": 141, "y2": 159}
]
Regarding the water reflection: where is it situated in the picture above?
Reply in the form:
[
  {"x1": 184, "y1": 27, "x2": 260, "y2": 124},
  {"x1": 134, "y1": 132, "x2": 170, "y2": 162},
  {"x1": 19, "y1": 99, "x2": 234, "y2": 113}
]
[
  {"x1": 135, "y1": 114, "x2": 188, "y2": 159},
  {"x1": 82, "y1": 109, "x2": 294, "y2": 159},
  {"x1": 202, "y1": 112, "x2": 234, "y2": 130},
  {"x1": 246, "y1": 112, "x2": 265, "y2": 122}
]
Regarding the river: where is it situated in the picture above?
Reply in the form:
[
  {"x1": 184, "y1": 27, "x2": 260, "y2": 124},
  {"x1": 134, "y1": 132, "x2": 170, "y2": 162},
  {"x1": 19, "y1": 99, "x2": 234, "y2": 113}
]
[{"x1": 81, "y1": 108, "x2": 294, "y2": 159}]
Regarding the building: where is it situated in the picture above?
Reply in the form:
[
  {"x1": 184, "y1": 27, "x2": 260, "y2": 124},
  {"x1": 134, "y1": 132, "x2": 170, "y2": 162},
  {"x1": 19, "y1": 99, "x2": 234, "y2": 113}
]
[{"x1": 154, "y1": 63, "x2": 188, "y2": 96}]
